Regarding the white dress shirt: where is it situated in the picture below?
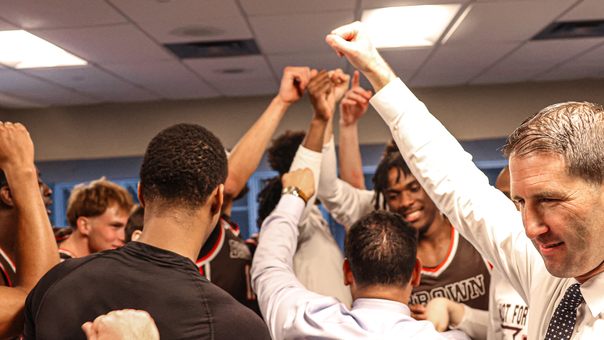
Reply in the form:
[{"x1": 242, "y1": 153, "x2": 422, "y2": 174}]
[
  {"x1": 369, "y1": 77, "x2": 604, "y2": 339},
  {"x1": 251, "y1": 194, "x2": 469, "y2": 340}
]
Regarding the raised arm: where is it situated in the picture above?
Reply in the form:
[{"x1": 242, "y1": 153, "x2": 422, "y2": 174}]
[
  {"x1": 326, "y1": 22, "x2": 533, "y2": 301},
  {"x1": 222, "y1": 66, "x2": 312, "y2": 215},
  {"x1": 338, "y1": 70, "x2": 372, "y2": 190},
  {"x1": 0, "y1": 122, "x2": 59, "y2": 338}
]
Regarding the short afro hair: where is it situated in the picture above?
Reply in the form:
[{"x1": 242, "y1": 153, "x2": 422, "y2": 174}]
[
  {"x1": 267, "y1": 130, "x2": 306, "y2": 176},
  {"x1": 139, "y1": 123, "x2": 228, "y2": 208}
]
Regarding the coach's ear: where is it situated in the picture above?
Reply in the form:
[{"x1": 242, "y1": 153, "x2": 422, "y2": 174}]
[
  {"x1": 0, "y1": 186, "x2": 13, "y2": 207},
  {"x1": 411, "y1": 257, "x2": 422, "y2": 287},
  {"x1": 343, "y1": 258, "x2": 354, "y2": 287}
]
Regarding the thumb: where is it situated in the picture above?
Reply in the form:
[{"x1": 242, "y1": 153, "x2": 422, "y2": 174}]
[
  {"x1": 352, "y1": 70, "x2": 360, "y2": 88},
  {"x1": 325, "y1": 34, "x2": 351, "y2": 58},
  {"x1": 81, "y1": 322, "x2": 96, "y2": 340}
]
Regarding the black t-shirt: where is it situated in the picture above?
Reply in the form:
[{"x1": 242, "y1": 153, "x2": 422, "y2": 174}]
[
  {"x1": 24, "y1": 241, "x2": 270, "y2": 340},
  {"x1": 196, "y1": 216, "x2": 261, "y2": 316}
]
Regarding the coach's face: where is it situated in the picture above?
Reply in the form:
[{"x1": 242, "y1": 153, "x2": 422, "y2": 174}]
[{"x1": 510, "y1": 152, "x2": 604, "y2": 281}]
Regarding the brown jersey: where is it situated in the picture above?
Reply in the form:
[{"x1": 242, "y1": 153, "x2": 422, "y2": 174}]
[
  {"x1": 58, "y1": 248, "x2": 76, "y2": 261},
  {"x1": 196, "y1": 216, "x2": 261, "y2": 316},
  {"x1": 410, "y1": 226, "x2": 492, "y2": 310}
]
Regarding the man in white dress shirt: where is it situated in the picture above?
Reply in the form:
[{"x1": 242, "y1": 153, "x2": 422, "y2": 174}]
[
  {"x1": 251, "y1": 168, "x2": 468, "y2": 340},
  {"x1": 325, "y1": 21, "x2": 604, "y2": 339}
]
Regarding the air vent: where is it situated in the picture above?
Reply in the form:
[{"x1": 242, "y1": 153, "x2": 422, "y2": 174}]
[
  {"x1": 532, "y1": 20, "x2": 604, "y2": 40},
  {"x1": 164, "y1": 39, "x2": 260, "y2": 59}
]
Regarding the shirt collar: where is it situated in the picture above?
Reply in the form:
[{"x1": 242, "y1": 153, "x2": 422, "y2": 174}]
[
  {"x1": 352, "y1": 298, "x2": 411, "y2": 316},
  {"x1": 579, "y1": 271, "x2": 604, "y2": 317}
]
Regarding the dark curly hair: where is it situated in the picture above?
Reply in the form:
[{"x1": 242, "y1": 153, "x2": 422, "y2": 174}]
[
  {"x1": 345, "y1": 210, "x2": 418, "y2": 288},
  {"x1": 256, "y1": 130, "x2": 305, "y2": 228},
  {"x1": 139, "y1": 123, "x2": 228, "y2": 208},
  {"x1": 125, "y1": 204, "x2": 144, "y2": 243},
  {"x1": 372, "y1": 150, "x2": 412, "y2": 210},
  {"x1": 0, "y1": 169, "x2": 6, "y2": 188}
]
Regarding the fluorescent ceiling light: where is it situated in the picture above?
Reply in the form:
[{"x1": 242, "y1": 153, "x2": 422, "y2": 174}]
[
  {"x1": 0, "y1": 30, "x2": 87, "y2": 69},
  {"x1": 362, "y1": 4, "x2": 462, "y2": 48}
]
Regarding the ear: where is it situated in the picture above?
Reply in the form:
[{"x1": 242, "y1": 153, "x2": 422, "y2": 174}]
[
  {"x1": 137, "y1": 182, "x2": 145, "y2": 208},
  {"x1": 210, "y1": 184, "x2": 224, "y2": 217},
  {"x1": 411, "y1": 256, "x2": 423, "y2": 287},
  {"x1": 77, "y1": 216, "x2": 91, "y2": 236},
  {"x1": 343, "y1": 258, "x2": 354, "y2": 287},
  {"x1": 0, "y1": 187, "x2": 13, "y2": 207},
  {"x1": 131, "y1": 230, "x2": 143, "y2": 242}
]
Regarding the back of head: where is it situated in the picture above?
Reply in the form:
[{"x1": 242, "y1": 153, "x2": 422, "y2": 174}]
[
  {"x1": 503, "y1": 101, "x2": 604, "y2": 185},
  {"x1": 372, "y1": 150, "x2": 412, "y2": 210},
  {"x1": 125, "y1": 204, "x2": 145, "y2": 243},
  {"x1": 139, "y1": 123, "x2": 228, "y2": 209},
  {"x1": 66, "y1": 178, "x2": 134, "y2": 228},
  {"x1": 257, "y1": 130, "x2": 305, "y2": 227},
  {"x1": 344, "y1": 210, "x2": 418, "y2": 289}
]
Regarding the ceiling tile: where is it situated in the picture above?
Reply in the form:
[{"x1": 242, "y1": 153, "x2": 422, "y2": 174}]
[
  {"x1": 362, "y1": 0, "x2": 471, "y2": 9},
  {"x1": 104, "y1": 61, "x2": 221, "y2": 99},
  {"x1": 445, "y1": 0, "x2": 576, "y2": 44},
  {"x1": 209, "y1": 77, "x2": 279, "y2": 97},
  {"x1": 139, "y1": 16, "x2": 252, "y2": 44},
  {"x1": 411, "y1": 43, "x2": 519, "y2": 87},
  {"x1": 108, "y1": 0, "x2": 241, "y2": 23},
  {"x1": 0, "y1": 91, "x2": 47, "y2": 109},
  {"x1": 24, "y1": 66, "x2": 130, "y2": 89},
  {"x1": 184, "y1": 55, "x2": 274, "y2": 81},
  {"x1": 559, "y1": 0, "x2": 604, "y2": 21},
  {"x1": 379, "y1": 48, "x2": 434, "y2": 82},
  {"x1": 535, "y1": 42, "x2": 604, "y2": 81},
  {"x1": 0, "y1": 68, "x2": 101, "y2": 105},
  {"x1": 30, "y1": 25, "x2": 173, "y2": 65},
  {"x1": 0, "y1": 0, "x2": 126, "y2": 29},
  {"x1": 268, "y1": 52, "x2": 349, "y2": 78},
  {"x1": 241, "y1": 0, "x2": 354, "y2": 16},
  {"x1": 472, "y1": 38, "x2": 604, "y2": 84},
  {"x1": 249, "y1": 11, "x2": 354, "y2": 54}
]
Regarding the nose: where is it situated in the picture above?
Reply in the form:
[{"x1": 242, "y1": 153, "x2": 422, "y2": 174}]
[
  {"x1": 401, "y1": 191, "x2": 414, "y2": 208},
  {"x1": 522, "y1": 203, "x2": 548, "y2": 240}
]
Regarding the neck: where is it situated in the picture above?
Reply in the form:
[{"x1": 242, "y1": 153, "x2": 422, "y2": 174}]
[
  {"x1": 59, "y1": 230, "x2": 91, "y2": 258},
  {"x1": 352, "y1": 284, "x2": 412, "y2": 305},
  {"x1": 420, "y1": 215, "x2": 451, "y2": 245},
  {"x1": 0, "y1": 210, "x2": 18, "y2": 260},
  {"x1": 575, "y1": 259, "x2": 604, "y2": 284},
  {"x1": 136, "y1": 205, "x2": 215, "y2": 262}
]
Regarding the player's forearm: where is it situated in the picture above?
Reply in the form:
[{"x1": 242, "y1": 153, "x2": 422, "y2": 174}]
[
  {"x1": 8, "y1": 167, "x2": 59, "y2": 289},
  {"x1": 303, "y1": 117, "x2": 329, "y2": 153},
  {"x1": 338, "y1": 120, "x2": 365, "y2": 190},
  {"x1": 0, "y1": 286, "x2": 28, "y2": 338},
  {"x1": 224, "y1": 96, "x2": 290, "y2": 198}
]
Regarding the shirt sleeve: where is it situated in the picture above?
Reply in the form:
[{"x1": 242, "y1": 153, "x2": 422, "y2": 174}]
[
  {"x1": 289, "y1": 145, "x2": 322, "y2": 224},
  {"x1": 369, "y1": 78, "x2": 537, "y2": 304},
  {"x1": 251, "y1": 195, "x2": 327, "y2": 340},
  {"x1": 316, "y1": 135, "x2": 375, "y2": 229}
]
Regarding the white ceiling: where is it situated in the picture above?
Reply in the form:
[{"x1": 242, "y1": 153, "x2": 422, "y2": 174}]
[{"x1": 0, "y1": 0, "x2": 602, "y2": 108}]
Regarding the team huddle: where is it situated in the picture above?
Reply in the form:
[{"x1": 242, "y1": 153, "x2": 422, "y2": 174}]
[{"x1": 1, "y1": 21, "x2": 603, "y2": 340}]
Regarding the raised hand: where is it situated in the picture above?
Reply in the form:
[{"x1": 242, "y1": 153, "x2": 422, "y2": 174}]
[
  {"x1": 277, "y1": 66, "x2": 312, "y2": 105},
  {"x1": 282, "y1": 168, "x2": 315, "y2": 200},
  {"x1": 307, "y1": 69, "x2": 333, "y2": 121},
  {"x1": 325, "y1": 22, "x2": 395, "y2": 92},
  {"x1": 340, "y1": 71, "x2": 372, "y2": 127},
  {"x1": 330, "y1": 69, "x2": 351, "y2": 107},
  {"x1": 0, "y1": 122, "x2": 34, "y2": 173}
]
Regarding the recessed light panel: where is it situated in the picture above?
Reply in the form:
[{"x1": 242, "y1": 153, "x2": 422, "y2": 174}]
[
  {"x1": 362, "y1": 4, "x2": 462, "y2": 48},
  {"x1": 0, "y1": 30, "x2": 87, "y2": 69}
]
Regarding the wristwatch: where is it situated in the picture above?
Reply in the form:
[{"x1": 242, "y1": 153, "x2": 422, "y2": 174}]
[{"x1": 281, "y1": 186, "x2": 309, "y2": 204}]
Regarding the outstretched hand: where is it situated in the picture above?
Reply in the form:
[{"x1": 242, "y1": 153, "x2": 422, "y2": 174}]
[
  {"x1": 0, "y1": 122, "x2": 35, "y2": 173},
  {"x1": 326, "y1": 22, "x2": 395, "y2": 92},
  {"x1": 330, "y1": 69, "x2": 351, "y2": 107},
  {"x1": 282, "y1": 168, "x2": 315, "y2": 200},
  {"x1": 340, "y1": 71, "x2": 372, "y2": 126},
  {"x1": 82, "y1": 310, "x2": 159, "y2": 340},
  {"x1": 277, "y1": 66, "x2": 312, "y2": 104},
  {"x1": 308, "y1": 69, "x2": 334, "y2": 121}
]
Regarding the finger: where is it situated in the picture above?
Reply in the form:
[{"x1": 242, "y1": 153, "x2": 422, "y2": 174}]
[
  {"x1": 352, "y1": 71, "x2": 360, "y2": 88},
  {"x1": 81, "y1": 322, "x2": 96, "y2": 339},
  {"x1": 345, "y1": 91, "x2": 368, "y2": 104},
  {"x1": 341, "y1": 98, "x2": 358, "y2": 106},
  {"x1": 297, "y1": 68, "x2": 312, "y2": 91},
  {"x1": 325, "y1": 34, "x2": 352, "y2": 58},
  {"x1": 352, "y1": 87, "x2": 372, "y2": 100}
]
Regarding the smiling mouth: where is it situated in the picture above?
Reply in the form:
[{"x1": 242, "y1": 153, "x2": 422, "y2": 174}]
[
  {"x1": 403, "y1": 211, "x2": 421, "y2": 222},
  {"x1": 543, "y1": 242, "x2": 563, "y2": 249}
]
